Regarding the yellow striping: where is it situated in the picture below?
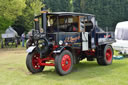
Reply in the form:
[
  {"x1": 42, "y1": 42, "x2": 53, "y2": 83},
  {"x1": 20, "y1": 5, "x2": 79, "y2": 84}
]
[
  {"x1": 34, "y1": 18, "x2": 39, "y2": 21},
  {"x1": 41, "y1": 11, "x2": 48, "y2": 13}
]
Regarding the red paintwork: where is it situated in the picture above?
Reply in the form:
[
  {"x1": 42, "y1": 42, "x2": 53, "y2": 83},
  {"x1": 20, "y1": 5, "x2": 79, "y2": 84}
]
[
  {"x1": 85, "y1": 50, "x2": 95, "y2": 56},
  {"x1": 38, "y1": 57, "x2": 55, "y2": 66},
  {"x1": 61, "y1": 54, "x2": 71, "y2": 72},
  {"x1": 41, "y1": 57, "x2": 54, "y2": 61},
  {"x1": 106, "y1": 48, "x2": 112, "y2": 62},
  {"x1": 32, "y1": 53, "x2": 55, "y2": 68},
  {"x1": 53, "y1": 45, "x2": 59, "y2": 50},
  {"x1": 39, "y1": 62, "x2": 55, "y2": 66},
  {"x1": 32, "y1": 53, "x2": 41, "y2": 69}
]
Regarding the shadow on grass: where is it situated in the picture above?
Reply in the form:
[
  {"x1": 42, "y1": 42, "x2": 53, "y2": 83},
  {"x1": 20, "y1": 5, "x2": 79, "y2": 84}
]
[{"x1": 30, "y1": 60, "x2": 126, "y2": 81}]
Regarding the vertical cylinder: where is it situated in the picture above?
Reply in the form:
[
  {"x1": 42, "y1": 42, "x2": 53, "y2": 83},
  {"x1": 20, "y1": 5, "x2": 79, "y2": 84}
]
[
  {"x1": 41, "y1": 8, "x2": 47, "y2": 33},
  {"x1": 34, "y1": 18, "x2": 40, "y2": 31}
]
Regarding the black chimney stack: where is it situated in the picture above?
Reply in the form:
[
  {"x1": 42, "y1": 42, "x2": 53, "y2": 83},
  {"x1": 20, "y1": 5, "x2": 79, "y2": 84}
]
[
  {"x1": 34, "y1": 19, "x2": 40, "y2": 31},
  {"x1": 41, "y1": 7, "x2": 47, "y2": 33}
]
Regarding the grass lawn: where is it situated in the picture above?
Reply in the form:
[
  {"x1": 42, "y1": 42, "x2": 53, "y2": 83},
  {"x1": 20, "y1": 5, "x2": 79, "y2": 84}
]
[{"x1": 0, "y1": 48, "x2": 128, "y2": 85}]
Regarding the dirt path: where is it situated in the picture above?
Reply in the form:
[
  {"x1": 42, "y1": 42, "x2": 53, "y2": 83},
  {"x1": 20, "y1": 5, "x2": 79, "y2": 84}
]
[{"x1": 0, "y1": 48, "x2": 27, "y2": 63}]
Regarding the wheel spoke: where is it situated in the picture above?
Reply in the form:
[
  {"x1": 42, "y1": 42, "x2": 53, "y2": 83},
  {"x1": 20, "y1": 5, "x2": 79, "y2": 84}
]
[{"x1": 32, "y1": 53, "x2": 41, "y2": 69}]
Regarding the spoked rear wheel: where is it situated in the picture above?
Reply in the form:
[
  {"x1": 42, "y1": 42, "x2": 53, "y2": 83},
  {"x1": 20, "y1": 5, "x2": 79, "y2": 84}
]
[
  {"x1": 26, "y1": 51, "x2": 45, "y2": 73},
  {"x1": 97, "y1": 45, "x2": 113, "y2": 65},
  {"x1": 55, "y1": 50, "x2": 73, "y2": 76}
]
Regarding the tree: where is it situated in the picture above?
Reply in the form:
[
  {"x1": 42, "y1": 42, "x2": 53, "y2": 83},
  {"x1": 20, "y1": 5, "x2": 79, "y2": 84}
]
[
  {"x1": 44, "y1": 0, "x2": 72, "y2": 12},
  {"x1": 73, "y1": 0, "x2": 81, "y2": 12},
  {"x1": 73, "y1": 0, "x2": 128, "y2": 31},
  {"x1": 60, "y1": 0, "x2": 72, "y2": 12},
  {"x1": 13, "y1": 0, "x2": 45, "y2": 33},
  {"x1": 0, "y1": 0, "x2": 26, "y2": 30}
]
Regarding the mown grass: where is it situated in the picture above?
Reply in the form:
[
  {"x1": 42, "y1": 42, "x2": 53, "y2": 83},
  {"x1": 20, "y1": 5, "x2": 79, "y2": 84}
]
[{"x1": 0, "y1": 48, "x2": 128, "y2": 85}]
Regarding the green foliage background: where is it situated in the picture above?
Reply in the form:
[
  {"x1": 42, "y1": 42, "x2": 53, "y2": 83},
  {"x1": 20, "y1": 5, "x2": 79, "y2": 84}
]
[
  {"x1": 0, "y1": 0, "x2": 128, "y2": 33},
  {"x1": 73, "y1": 0, "x2": 128, "y2": 31}
]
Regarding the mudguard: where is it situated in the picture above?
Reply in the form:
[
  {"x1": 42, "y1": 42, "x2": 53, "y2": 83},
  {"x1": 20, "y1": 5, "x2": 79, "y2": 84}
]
[
  {"x1": 53, "y1": 46, "x2": 70, "y2": 53},
  {"x1": 26, "y1": 46, "x2": 36, "y2": 53}
]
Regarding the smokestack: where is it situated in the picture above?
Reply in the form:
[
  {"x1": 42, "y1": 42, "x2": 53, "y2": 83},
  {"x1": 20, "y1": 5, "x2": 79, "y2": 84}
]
[
  {"x1": 41, "y1": 7, "x2": 47, "y2": 33},
  {"x1": 34, "y1": 18, "x2": 40, "y2": 31}
]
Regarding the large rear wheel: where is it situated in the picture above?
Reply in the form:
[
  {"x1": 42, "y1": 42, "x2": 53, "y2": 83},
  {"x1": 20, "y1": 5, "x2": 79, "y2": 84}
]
[
  {"x1": 55, "y1": 50, "x2": 73, "y2": 76},
  {"x1": 26, "y1": 51, "x2": 45, "y2": 73},
  {"x1": 97, "y1": 45, "x2": 113, "y2": 65}
]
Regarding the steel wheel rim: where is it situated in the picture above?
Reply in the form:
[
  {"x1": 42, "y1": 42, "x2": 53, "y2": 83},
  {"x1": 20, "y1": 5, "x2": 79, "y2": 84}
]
[
  {"x1": 61, "y1": 54, "x2": 71, "y2": 72},
  {"x1": 32, "y1": 53, "x2": 41, "y2": 69},
  {"x1": 106, "y1": 48, "x2": 112, "y2": 62}
]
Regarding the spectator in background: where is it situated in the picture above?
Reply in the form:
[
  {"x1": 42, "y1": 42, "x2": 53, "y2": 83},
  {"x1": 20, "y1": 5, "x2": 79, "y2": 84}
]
[{"x1": 21, "y1": 33, "x2": 25, "y2": 47}]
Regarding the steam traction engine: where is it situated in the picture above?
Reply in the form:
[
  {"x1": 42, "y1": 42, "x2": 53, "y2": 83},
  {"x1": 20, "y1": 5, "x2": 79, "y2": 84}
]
[{"x1": 26, "y1": 9, "x2": 115, "y2": 76}]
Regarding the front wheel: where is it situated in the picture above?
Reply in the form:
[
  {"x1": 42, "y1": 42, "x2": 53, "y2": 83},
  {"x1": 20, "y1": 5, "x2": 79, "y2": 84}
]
[
  {"x1": 97, "y1": 45, "x2": 113, "y2": 65},
  {"x1": 26, "y1": 51, "x2": 45, "y2": 73},
  {"x1": 55, "y1": 50, "x2": 73, "y2": 76}
]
